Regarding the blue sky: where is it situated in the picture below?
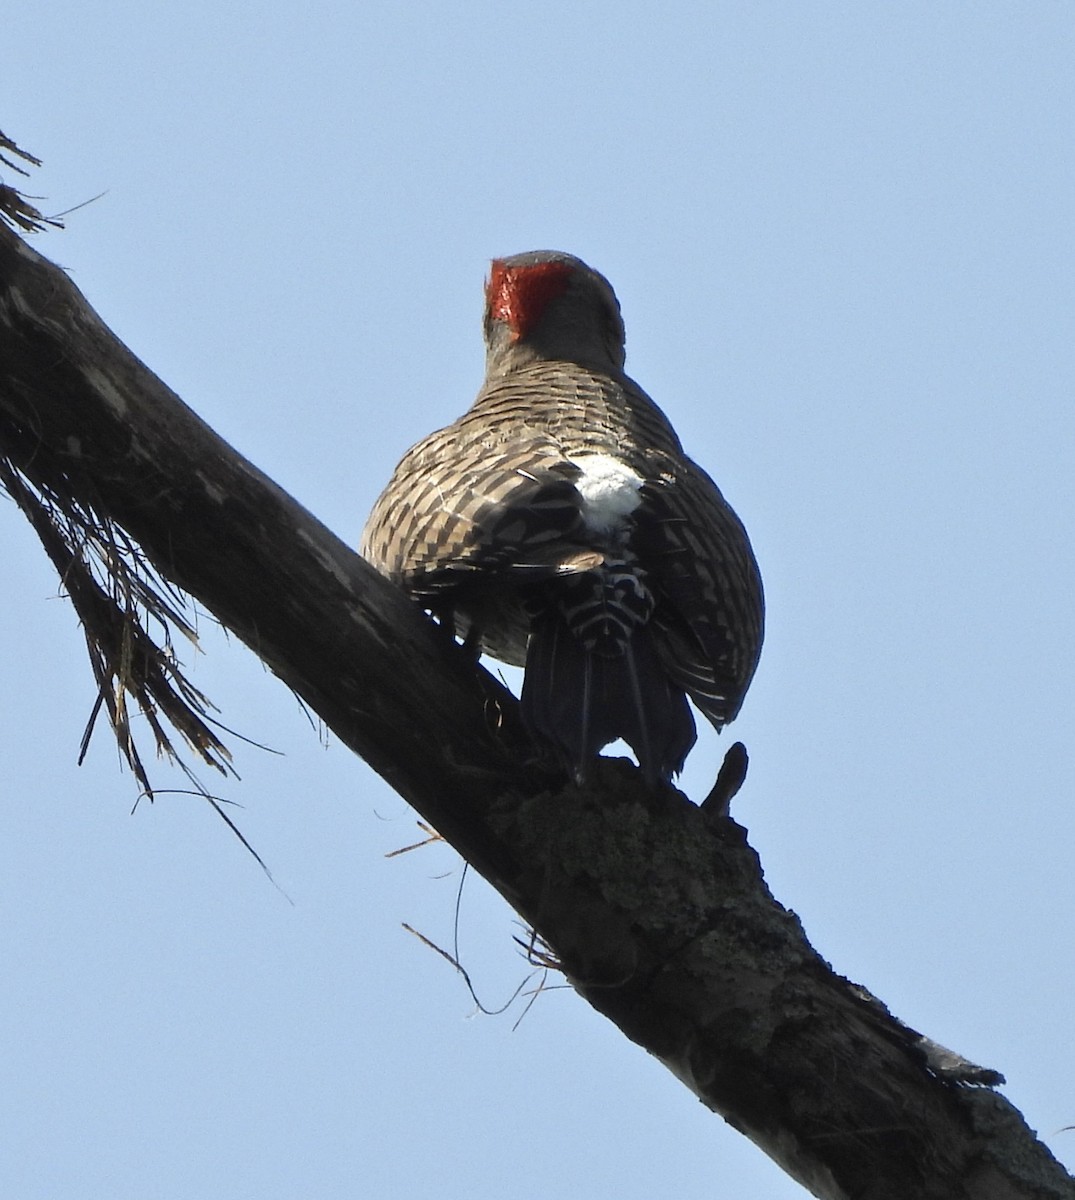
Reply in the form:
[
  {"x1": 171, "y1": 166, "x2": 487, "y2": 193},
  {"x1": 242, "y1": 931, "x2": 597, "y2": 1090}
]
[{"x1": 3, "y1": 4, "x2": 1074, "y2": 1196}]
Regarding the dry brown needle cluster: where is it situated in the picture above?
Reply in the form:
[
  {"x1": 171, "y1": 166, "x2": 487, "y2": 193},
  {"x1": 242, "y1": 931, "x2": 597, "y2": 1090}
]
[
  {"x1": 0, "y1": 128, "x2": 233, "y2": 800},
  {"x1": 0, "y1": 130, "x2": 62, "y2": 234}
]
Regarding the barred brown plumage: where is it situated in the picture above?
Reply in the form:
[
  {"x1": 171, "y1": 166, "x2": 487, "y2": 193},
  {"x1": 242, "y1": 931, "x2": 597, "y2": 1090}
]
[{"x1": 361, "y1": 251, "x2": 763, "y2": 784}]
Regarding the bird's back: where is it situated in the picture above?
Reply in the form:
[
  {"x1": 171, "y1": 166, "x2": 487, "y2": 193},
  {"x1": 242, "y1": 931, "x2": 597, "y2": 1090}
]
[{"x1": 361, "y1": 359, "x2": 763, "y2": 748}]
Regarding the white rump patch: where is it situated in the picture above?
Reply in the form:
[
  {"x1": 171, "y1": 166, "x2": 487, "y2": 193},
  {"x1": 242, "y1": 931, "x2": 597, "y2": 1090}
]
[{"x1": 568, "y1": 453, "x2": 644, "y2": 537}]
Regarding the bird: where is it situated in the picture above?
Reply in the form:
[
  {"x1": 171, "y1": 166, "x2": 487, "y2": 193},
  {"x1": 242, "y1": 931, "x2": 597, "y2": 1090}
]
[{"x1": 361, "y1": 251, "x2": 763, "y2": 785}]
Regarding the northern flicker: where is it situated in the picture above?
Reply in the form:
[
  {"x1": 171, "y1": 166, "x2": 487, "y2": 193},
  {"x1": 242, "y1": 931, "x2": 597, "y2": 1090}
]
[{"x1": 361, "y1": 251, "x2": 763, "y2": 784}]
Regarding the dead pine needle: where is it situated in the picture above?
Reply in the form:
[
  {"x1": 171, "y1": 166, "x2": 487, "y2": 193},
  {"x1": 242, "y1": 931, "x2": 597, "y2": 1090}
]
[
  {"x1": 401, "y1": 922, "x2": 537, "y2": 1018},
  {"x1": 385, "y1": 821, "x2": 445, "y2": 858},
  {"x1": 130, "y1": 787, "x2": 289, "y2": 900}
]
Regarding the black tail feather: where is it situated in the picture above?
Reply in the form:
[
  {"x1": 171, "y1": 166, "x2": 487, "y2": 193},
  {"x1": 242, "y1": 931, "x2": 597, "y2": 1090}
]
[{"x1": 521, "y1": 608, "x2": 696, "y2": 784}]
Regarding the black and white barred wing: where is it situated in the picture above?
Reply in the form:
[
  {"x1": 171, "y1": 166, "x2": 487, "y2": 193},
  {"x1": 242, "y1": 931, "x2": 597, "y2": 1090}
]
[{"x1": 635, "y1": 453, "x2": 764, "y2": 731}]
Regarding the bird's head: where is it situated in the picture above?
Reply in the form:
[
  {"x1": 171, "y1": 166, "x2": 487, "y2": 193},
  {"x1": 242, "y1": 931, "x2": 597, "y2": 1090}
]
[{"x1": 483, "y1": 251, "x2": 627, "y2": 376}]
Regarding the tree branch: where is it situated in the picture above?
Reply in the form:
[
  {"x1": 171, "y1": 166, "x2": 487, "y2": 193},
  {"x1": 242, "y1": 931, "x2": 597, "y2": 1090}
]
[{"x1": 1, "y1": 220, "x2": 1070, "y2": 1199}]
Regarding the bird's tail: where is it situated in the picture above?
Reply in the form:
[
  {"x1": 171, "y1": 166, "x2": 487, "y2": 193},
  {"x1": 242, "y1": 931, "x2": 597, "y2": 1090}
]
[{"x1": 520, "y1": 566, "x2": 696, "y2": 784}]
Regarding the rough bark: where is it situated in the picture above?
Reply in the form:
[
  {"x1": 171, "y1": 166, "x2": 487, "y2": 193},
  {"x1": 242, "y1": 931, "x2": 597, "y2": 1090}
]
[{"x1": 1, "y1": 221, "x2": 1071, "y2": 1200}]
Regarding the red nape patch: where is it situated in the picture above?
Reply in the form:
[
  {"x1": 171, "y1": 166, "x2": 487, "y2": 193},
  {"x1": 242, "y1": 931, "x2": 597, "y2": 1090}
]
[{"x1": 486, "y1": 259, "x2": 573, "y2": 340}]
